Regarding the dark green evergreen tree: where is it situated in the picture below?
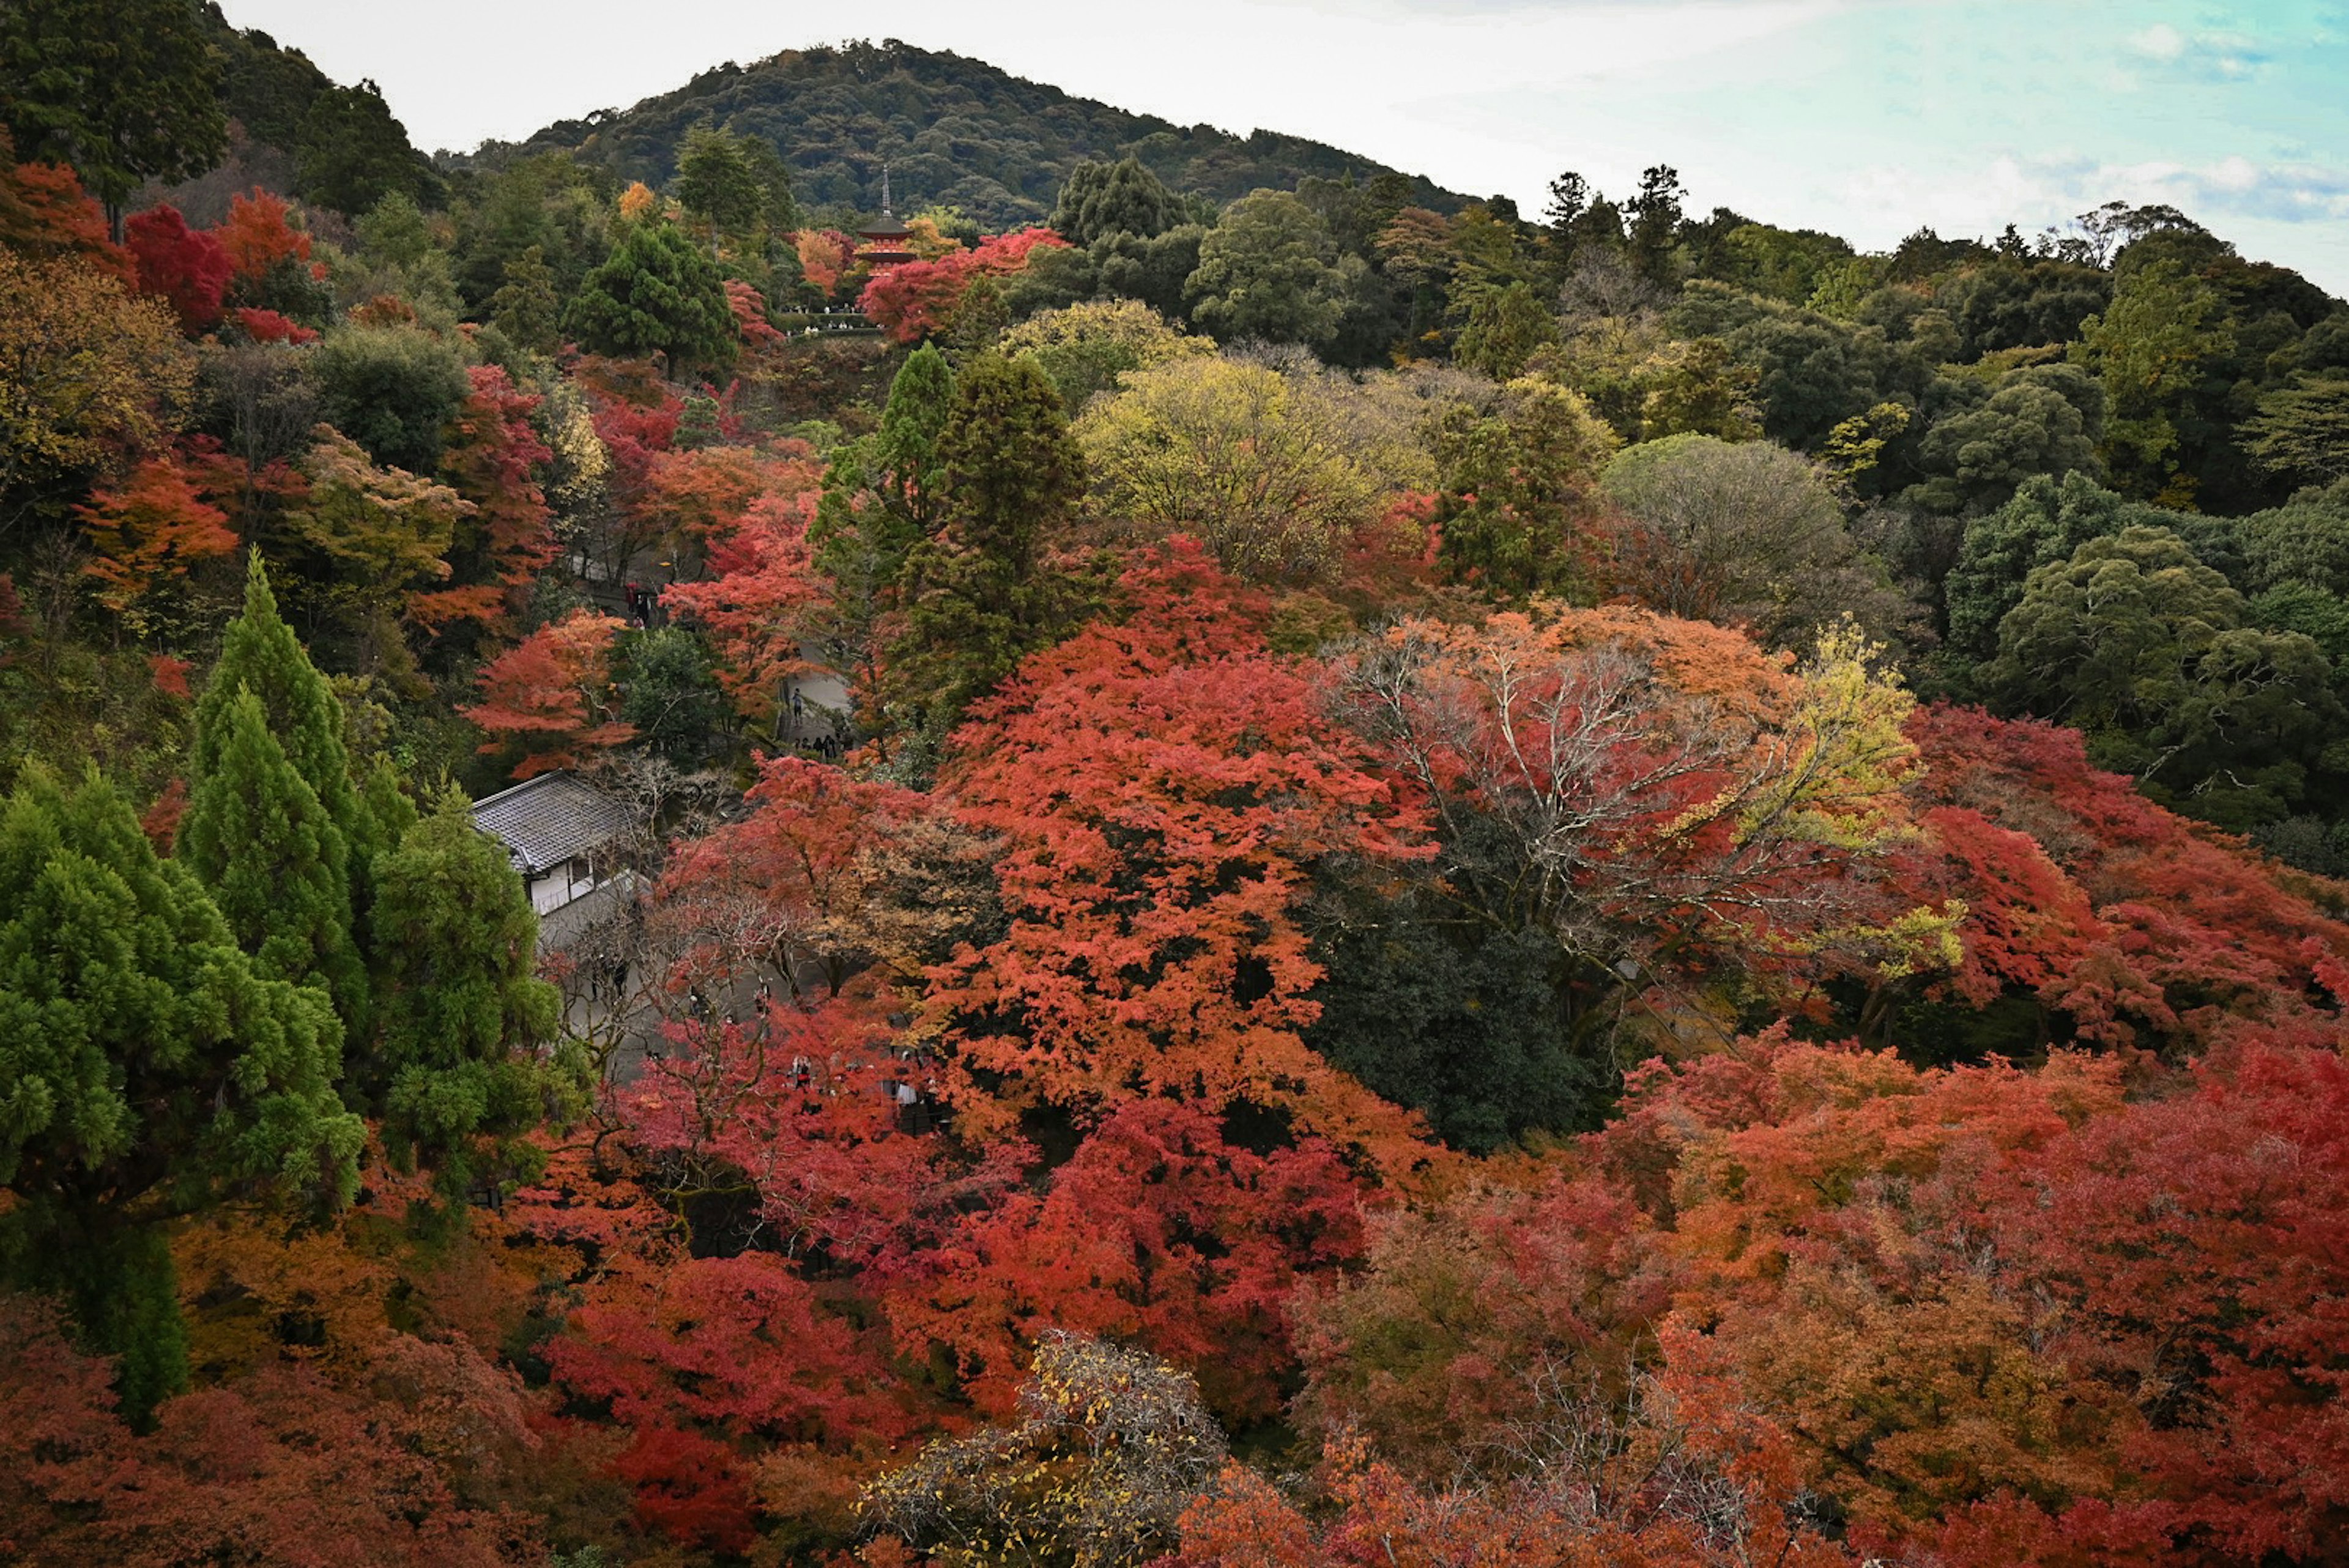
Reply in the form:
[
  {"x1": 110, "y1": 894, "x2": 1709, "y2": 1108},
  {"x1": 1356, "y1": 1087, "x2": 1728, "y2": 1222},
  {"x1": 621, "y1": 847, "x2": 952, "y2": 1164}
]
[
  {"x1": 193, "y1": 552, "x2": 378, "y2": 1028},
  {"x1": 366, "y1": 788, "x2": 568, "y2": 1185},
  {"x1": 1050, "y1": 156, "x2": 1179, "y2": 248},
  {"x1": 892, "y1": 354, "x2": 1092, "y2": 726},
  {"x1": 871, "y1": 341, "x2": 958, "y2": 538},
  {"x1": 0, "y1": 0, "x2": 226, "y2": 234},
  {"x1": 179, "y1": 686, "x2": 364, "y2": 1016},
  {"x1": 565, "y1": 219, "x2": 738, "y2": 382},
  {"x1": 0, "y1": 767, "x2": 362, "y2": 1421},
  {"x1": 295, "y1": 78, "x2": 435, "y2": 216},
  {"x1": 490, "y1": 244, "x2": 562, "y2": 353},
  {"x1": 196, "y1": 553, "x2": 369, "y2": 861}
]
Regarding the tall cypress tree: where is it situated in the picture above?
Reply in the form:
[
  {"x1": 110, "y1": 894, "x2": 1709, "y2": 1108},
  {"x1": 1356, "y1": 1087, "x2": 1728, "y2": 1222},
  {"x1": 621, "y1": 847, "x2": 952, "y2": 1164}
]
[
  {"x1": 0, "y1": 767, "x2": 362, "y2": 1421},
  {"x1": 177, "y1": 687, "x2": 364, "y2": 1012},
  {"x1": 196, "y1": 551, "x2": 366, "y2": 840},
  {"x1": 367, "y1": 787, "x2": 568, "y2": 1186},
  {"x1": 892, "y1": 353, "x2": 1093, "y2": 726},
  {"x1": 191, "y1": 551, "x2": 377, "y2": 1033},
  {"x1": 872, "y1": 341, "x2": 958, "y2": 538}
]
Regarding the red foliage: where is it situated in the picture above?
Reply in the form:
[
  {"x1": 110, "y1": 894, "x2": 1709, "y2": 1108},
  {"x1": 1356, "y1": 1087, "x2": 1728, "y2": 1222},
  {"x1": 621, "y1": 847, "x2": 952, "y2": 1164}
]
[
  {"x1": 147, "y1": 653, "x2": 192, "y2": 699},
  {"x1": 653, "y1": 758, "x2": 932, "y2": 997},
  {"x1": 661, "y1": 491, "x2": 827, "y2": 720},
  {"x1": 604, "y1": 1423, "x2": 758, "y2": 1555},
  {"x1": 886, "y1": 1099, "x2": 1371, "y2": 1425},
  {"x1": 0, "y1": 1295, "x2": 541, "y2": 1567},
  {"x1": 1176, "y1": 1345, "x2": 1857, "y2": 1568},
  {"x1": 726, "y1": 278, "x2": 785, "y2": 349},
  {"x1": 856, "y1": 228, "x2": 1067, "y2": 344},
  {"x1": 1969, "y1": 1041, "x2": 2349, "y2": 1566},
  {"x1": 929, "y1": 541, "x2": 1433, "y2": 1167},
  {"x1": 1909, "y1": 705, "x2": 2349, "y2": 1051},
  {"x1": 547, "y1": 1250, "x2": 904, "y2": 1446},
  {"x1": 461, "y1": 608, "x2": 634, "y2": 778},
  {"x1": 588, "y1": 392, "x2": 683, "y2": 552},
  {"x1": 637, "y1": 440, "x2": 820, "y2": 545},
  {"x1": 230, "y1": 306, "x2": 317, "y2": 345},
  {"x1": 623, "y1": 998, "x2": 1020, "y2": 1276},
  {"x1": 413, "y1": 366, "x2": 558, "y2": 637},
  {"x1": 125, "y1": 205, "x2": 232, "y2": 331},
  {"x1": 794, "y1": 229, "x2": 859, "y2": 298},
  {"x1": 139, "y1": 776, "x2": 188, "y2": 851}
]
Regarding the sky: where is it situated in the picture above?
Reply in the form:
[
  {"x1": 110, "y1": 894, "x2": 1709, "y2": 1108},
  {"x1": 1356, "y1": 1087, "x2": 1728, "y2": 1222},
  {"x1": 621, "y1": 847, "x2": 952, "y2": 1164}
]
[{"x1": 220, "y1": 0, "x2": 2349, "y2": 294}]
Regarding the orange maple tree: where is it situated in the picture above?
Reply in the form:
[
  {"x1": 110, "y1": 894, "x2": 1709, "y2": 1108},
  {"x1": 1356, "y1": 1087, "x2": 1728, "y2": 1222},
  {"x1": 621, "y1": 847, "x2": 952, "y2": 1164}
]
[
  {"x1": 462, "y1": 608, "x2": 635, "y2": 778},
  {"x1": 926, "y1": 541, "x2": 1433, "y2": 1170},
  {"x1": 75, "y1": 452, "x2": 239, "y2": 613}
]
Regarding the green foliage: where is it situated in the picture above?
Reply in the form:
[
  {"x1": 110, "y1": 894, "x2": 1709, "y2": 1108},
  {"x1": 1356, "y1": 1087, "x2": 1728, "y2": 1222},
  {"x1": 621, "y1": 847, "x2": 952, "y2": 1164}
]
[
  {"x1": 615, "y1": 626, "x2": 728, "y2": 764},
  {"x1": 2078, "y1": 258, "x2": 2235, "y2": 503},
  {"x1": 870, "y1": 342, "x2": 958, "y2": 534},
  {"x1": 2243, "y1": 375, "x2": 2349, "y2": 488},
  {"x1": 1184, "y1": 189, "x2": 1357, "y2": 351},
  {"x1": 489, "y1": 244, "x2": 562, "y2": 353},
  {"x1": 297, "y1": 78, "x2": 436, "y2": 216},
  {"x1": 673, "y1": 123, "x2": 795, "y2": 242},
  {"x1": 894, "y1": 354, "x2": 1092, "y2": 726},
  {"x1": 565, "y1": 219, "x2": 737, "y2": 381},
  {"x1": 999, "y1": 299, "x2": 1203, "y2": 410},
  {"x1": 0, "y1": 765, "x2": 362, "y2": 1416},
  {"x1": 1986, "y1": 526, "x2": 2345, "y2": 828},
  {"x1": 493, "y1": 39, "x2": 1460, "y2": 230},
  {"x1": 1433, "y1": 378, "x2": 1618, "y2": 594},
  {"x1": 0, "y1": 0, "x2": 226, "y2": 218},
  {"x1": 1050, "y1": 156, "x2": 1181, "y2": 248},
  {"x1": 1943, "y1": 472, "x2": 2173, "y2": 661},
  {"x1": 310, "y1": 323, "x2": 472, "y2": 475},
  {"x1": 1669, "y1": 281, "x2": 1933, "y2": 453},
  {"x1": 1904, "y1": 363, "x2": 2106, "y2": 516},
  {"x1": 1453, "y1": 281, "x2": 1559, "y2": 381},
  {"x1": 195, "y1": 553, "x2": 369, "y2": 847},
  {"x1": 1307, "y1": 870, "x2": 1608, "y2": 1152},
  {"x1": 179, "y1": 686, "x2": 365, "y2": 1021},
  {"x1": 365, "y1": 788, "x2": 565, "y2": 1183}
]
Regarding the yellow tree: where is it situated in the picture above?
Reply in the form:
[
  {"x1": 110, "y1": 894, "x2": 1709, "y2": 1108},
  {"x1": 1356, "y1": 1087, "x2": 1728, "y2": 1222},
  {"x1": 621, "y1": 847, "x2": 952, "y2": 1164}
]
[{"x1": 0, "y1": 250, "x2": 192, "y2": 528}]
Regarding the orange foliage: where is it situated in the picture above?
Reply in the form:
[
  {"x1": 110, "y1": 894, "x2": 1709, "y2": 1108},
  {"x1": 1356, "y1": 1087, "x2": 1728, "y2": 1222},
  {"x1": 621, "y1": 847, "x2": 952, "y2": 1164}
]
[
  {"x1": 214, "y1": 188, "x2": 318, "y2": 284},
  {"x1": 75, "y1": 454, "x2": 239, "y2": 611},
  {"x1": 927, "y1": 541, "x2": 1434, "y2": 1169},
  {"x1": 461, "y1": 608, "x2": 634, "y2": 778}
]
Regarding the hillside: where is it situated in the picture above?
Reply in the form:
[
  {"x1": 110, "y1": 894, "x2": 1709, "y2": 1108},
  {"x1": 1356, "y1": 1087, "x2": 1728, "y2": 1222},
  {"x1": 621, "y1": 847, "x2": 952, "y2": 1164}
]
[{"x1": 470, "y1": 37, "x2": 1468, "y2": 225}]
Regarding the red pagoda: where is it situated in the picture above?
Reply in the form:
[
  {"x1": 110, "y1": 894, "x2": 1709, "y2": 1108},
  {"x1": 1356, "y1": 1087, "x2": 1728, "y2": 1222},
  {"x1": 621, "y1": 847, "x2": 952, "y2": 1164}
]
[{"x1": 855, "y1": 166, "x2": 915, "y2": 267}]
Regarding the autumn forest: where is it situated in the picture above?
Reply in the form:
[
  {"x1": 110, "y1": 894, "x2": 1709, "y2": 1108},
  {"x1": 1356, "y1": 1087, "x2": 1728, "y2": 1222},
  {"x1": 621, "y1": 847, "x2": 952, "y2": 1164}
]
[{"x1": 3, "y1": 6, "x2": 2349, "y2": 1567}]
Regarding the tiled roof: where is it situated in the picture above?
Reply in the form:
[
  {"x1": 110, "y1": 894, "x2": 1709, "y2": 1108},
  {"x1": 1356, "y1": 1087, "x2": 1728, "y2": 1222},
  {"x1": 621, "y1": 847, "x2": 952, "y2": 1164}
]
[{"x1": 471, "y1": 773, "x2": 629, "y2": 876}]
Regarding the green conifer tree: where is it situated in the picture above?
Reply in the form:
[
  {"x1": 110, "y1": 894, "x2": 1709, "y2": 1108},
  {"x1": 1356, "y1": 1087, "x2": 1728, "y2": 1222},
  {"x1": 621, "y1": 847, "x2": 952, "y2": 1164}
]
[
  {"x1": 178, "y1": 686, "x2": 364, "y2": 1011},
  {"x1": 366, "y1": 787, "x2": 568, "y2": 1186},
  {"x1": 0, "y1": 767, "x2": 362, "y2": 1421},
  {"x1": 565, "y1": 219, "x2": 738, "y2": 382},
  {"x1": 196, "y1": 551, "x2": 366, "y2": 837},
  {"x1": 892, "y1": 353, "x2": 1093, "y2": 727},
  {"x1": 190, "y1": 552, "x2": 374, "y2": 1032}
]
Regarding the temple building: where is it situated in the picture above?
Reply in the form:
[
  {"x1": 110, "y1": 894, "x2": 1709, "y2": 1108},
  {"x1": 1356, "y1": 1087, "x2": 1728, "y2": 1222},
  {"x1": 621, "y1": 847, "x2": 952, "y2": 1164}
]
[{"x1": 855, "y1": 166, "x2": 916, "y2": 267}]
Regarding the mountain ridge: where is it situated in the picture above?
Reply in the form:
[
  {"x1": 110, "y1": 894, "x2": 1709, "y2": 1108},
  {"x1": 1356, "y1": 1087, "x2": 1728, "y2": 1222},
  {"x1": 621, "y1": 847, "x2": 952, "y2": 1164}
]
[{"x1": 459, "y1": 37, "x2": 1471, "y2": 228}]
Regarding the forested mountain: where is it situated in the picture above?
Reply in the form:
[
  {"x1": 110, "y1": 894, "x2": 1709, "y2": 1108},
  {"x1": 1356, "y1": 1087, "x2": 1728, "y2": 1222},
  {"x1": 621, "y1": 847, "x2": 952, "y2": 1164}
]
[
  {"x1": 5, "y1": 2, "x2": 2349, "y2": 1565},
  {"x1": 469, "y1": 37, "x2": 1468, "y2": 226}
]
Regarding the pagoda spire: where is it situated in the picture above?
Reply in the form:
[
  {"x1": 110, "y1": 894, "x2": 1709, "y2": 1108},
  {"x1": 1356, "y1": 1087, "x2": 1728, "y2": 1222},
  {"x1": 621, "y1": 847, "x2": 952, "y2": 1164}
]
[{"x1": 881, "y1": 162, "x2": 893, "y2": 217}]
